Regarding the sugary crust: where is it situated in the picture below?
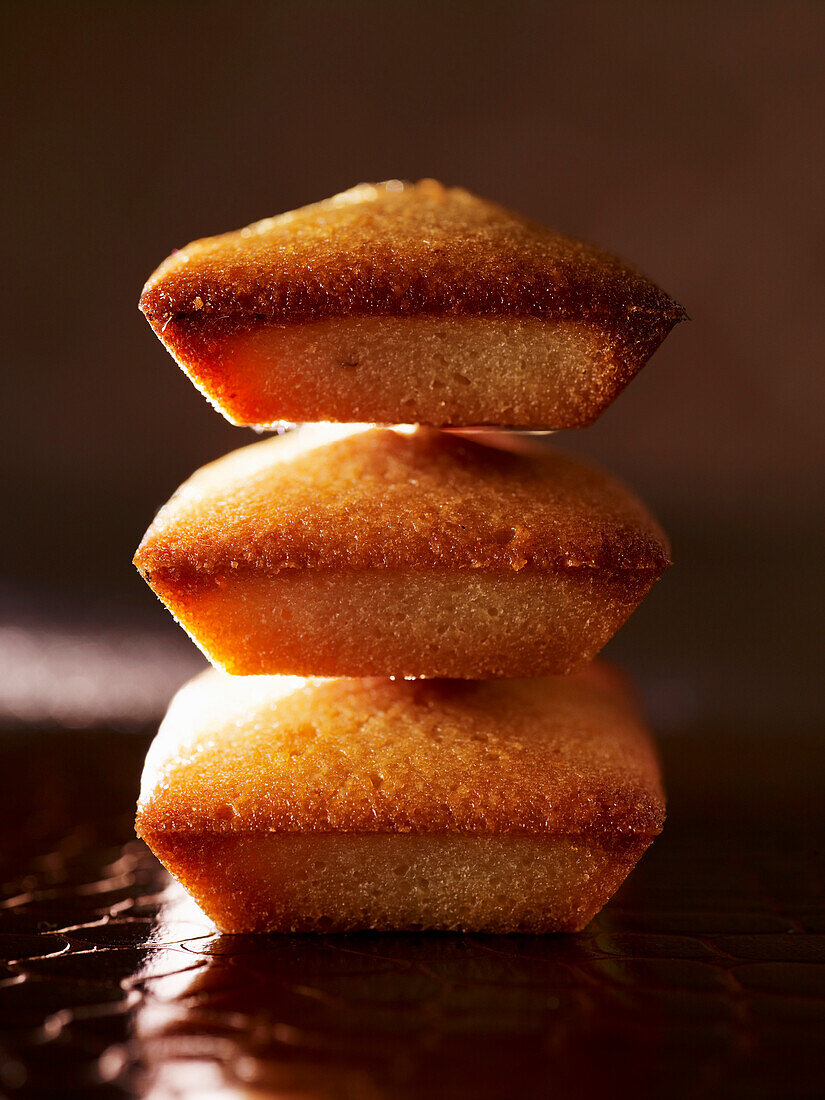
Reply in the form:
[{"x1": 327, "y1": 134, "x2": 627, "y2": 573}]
[
  {"x1": 140, "y1": 180, "x2": 685, "y2": 335},
  {"x1": 139, "y1": 181, "x2": 685, "y2": 428},
  {"x1": 134, "y1": 425, "x2": 671, "y2": 584},
  {"x1": 136, "y1": 663, "x2": 665, "y2": 843}
]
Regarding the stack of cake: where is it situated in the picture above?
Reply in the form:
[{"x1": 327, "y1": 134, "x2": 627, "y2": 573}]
[{"x1": 135, "y1": 181, "x2": 685, "y2": 933}]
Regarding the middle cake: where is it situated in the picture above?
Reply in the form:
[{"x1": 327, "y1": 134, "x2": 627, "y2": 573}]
[{"x1": 136, "y1": 425, "x2": 669, "y2": 678}]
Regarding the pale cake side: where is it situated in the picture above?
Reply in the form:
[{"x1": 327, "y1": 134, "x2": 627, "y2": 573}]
[
  {"x1": 144, "y1": 834, "x2": 652, "y2": 934},
  {"x1": 152, "y1": 568, "x2": 660, "y2": 679},
  {"x1": 136, "y1": 664, "x2": 665, "y2": 933},
  {"x1": 139, "y1": 181, "x2": 686, "y2": 428},
  {"x1": 133, "y1": 426, "x2": 671, "y2": 678}
]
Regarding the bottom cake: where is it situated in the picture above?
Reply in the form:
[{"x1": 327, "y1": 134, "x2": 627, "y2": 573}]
[{"x1": 136, "y1": 664, "x2": 665, "y2": 933}]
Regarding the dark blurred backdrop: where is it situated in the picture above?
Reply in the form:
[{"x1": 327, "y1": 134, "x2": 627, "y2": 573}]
[{"x1": 2, "y1": 1, "x2": 823, "y2": 729}]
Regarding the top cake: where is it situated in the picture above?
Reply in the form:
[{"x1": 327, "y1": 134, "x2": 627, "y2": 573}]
[{"x1": 140, "y1": 180, "x2": 685, "y2": 429}]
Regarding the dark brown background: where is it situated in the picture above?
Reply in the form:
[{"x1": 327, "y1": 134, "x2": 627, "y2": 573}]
[
  {"x1": 2, "y1": 1, "x2": 823, "y2": 730},
  {"x1": 1, "y1": 12, "x2": 824, "y2": 1094}
]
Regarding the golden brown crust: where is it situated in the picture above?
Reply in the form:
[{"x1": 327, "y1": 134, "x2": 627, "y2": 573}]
[
  {"x1": 139, "y1": 181, "x2": 685, "y2": 428},
  {"x1": 134, "y1": 425, "x2": 671, "y2": 587},
  {"x1": 136, "y1": 662, "x2": 665, "y2": 844},
  {"x1": 141, "y1": 180, "x2": 684, "y2": 334}
]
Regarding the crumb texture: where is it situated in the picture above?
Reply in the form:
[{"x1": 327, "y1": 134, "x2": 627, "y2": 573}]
[
  {"x1": 180, "y1": 316, "x2": 632, "y2": 429},
  {"x1": 149, "y1": 568, "x2": 657, "y2": 679},
  {"x1": 146, "y1": 833, "x2": 649, "y2": 934}
]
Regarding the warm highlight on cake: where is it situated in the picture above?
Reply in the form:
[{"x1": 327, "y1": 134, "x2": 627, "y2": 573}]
[{"x1": 137, "y1": 664, "x2": 665, "y2": 933}]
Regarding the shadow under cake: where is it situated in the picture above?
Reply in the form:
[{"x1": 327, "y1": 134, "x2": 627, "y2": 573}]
[
  {"x1": 136, "y1": 662, "x2": 665, "y2": 933},
  {"x1": 133, "y1": 426, "x2": 670, "y2": 679},
  {"x1": 140, "y1": 180, "x2": 686, "y2": 429}
]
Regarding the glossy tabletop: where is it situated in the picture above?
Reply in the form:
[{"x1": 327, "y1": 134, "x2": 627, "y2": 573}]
[{"x1": 0, "y1": 728, "x2": 823, "y2": 1099}]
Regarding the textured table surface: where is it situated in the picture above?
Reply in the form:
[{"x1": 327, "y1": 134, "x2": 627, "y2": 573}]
[{"x1": 0, "y1": 728, "x2": 823, "y2": 1100}]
